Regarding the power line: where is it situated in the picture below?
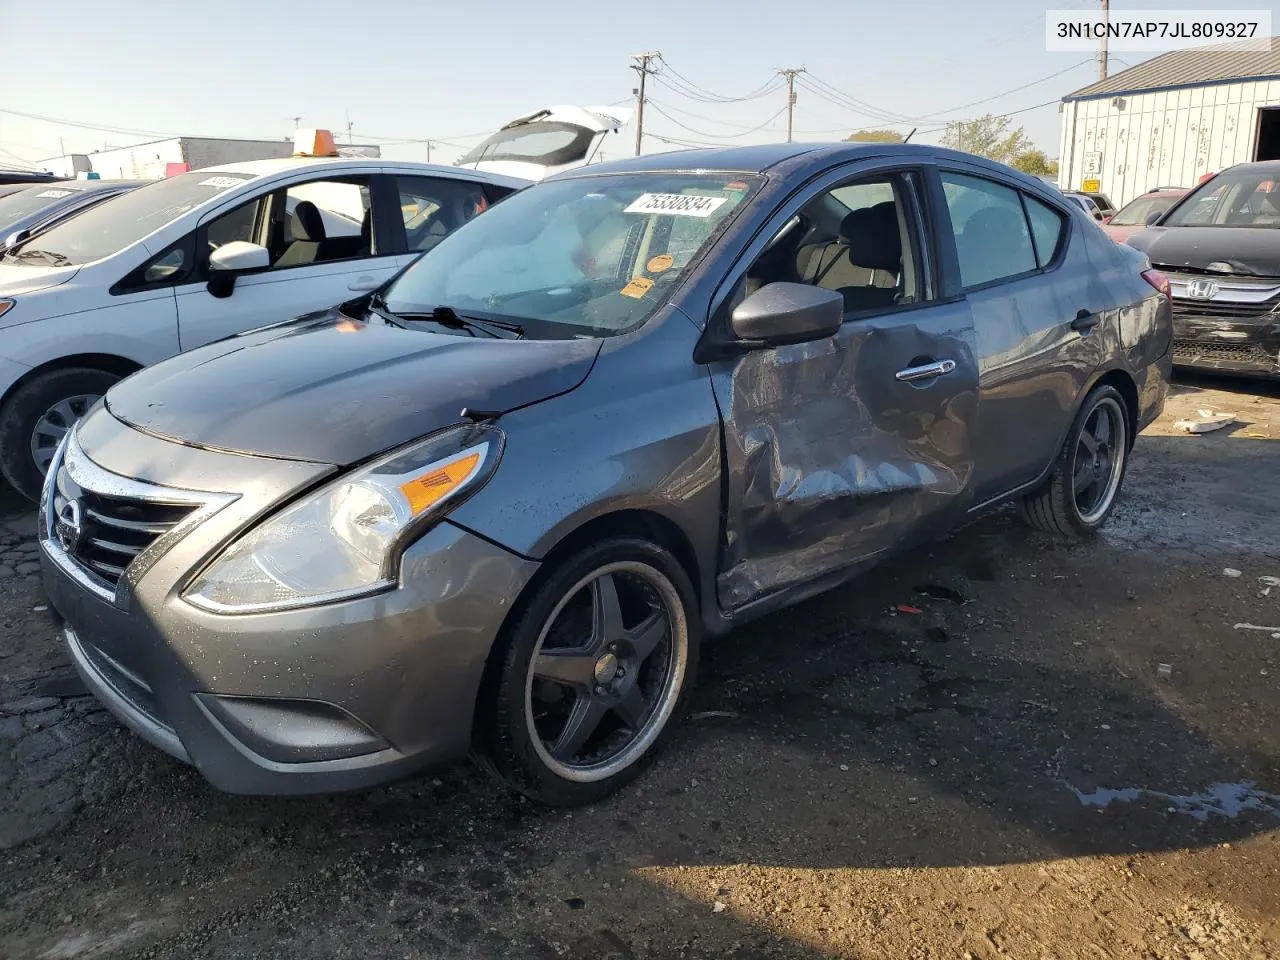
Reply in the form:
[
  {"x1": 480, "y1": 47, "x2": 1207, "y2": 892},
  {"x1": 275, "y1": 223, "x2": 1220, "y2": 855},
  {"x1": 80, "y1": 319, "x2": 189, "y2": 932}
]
[
  {"x1": 654, "y1": 56, "x2": 785, "y2": 103},
  {"x1": 646, "y1": 101, "x2": 788, "y2": 140}
]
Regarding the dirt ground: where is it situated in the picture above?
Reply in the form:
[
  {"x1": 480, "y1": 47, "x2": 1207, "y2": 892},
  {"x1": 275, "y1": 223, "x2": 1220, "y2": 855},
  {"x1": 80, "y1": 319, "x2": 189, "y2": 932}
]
[{"x1": 1, "y1": 373, "x2": 1278, "y2": 960}]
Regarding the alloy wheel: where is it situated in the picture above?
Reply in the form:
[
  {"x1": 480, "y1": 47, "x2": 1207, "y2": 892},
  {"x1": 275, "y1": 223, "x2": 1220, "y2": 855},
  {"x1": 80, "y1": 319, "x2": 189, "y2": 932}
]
[
  {"x1": 30, "y1": 394, "x2": 100, "y2": 474},
  {"x1": 1071, "y1": 395, "x2": 1127, "y2": 524},
  {"x1": 524, "y1": 560, "x2": 688, "y2": 783}
]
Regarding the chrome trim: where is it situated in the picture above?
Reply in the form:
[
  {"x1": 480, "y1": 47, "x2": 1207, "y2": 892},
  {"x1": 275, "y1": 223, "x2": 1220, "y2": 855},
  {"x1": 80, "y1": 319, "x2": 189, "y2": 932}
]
[
  {"x1": 39, "y1": 428, "x2": 238, "y2": 608},
  {"x1": 1165, "y1": 274, "x2": 1280, "y2": 305}
]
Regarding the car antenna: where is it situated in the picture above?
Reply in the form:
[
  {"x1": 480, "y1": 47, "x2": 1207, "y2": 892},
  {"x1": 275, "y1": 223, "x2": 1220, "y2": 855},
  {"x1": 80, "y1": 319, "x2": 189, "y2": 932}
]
[
  {"x1": 460, "y1": 406, "x2": 503, "y2": 423},
  {"x1": 903, "y1": 127, "x2": 917, "y2": 143}
]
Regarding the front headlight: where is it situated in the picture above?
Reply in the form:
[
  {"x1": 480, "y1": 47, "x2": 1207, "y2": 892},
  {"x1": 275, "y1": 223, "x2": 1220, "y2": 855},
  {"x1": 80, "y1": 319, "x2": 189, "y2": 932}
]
[{"x1": 184, "y1": 423, "x2": 503, "y2": 614}]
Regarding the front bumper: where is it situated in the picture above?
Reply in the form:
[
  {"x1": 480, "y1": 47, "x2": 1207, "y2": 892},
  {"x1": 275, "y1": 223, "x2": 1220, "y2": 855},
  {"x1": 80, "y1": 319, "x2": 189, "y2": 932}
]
[
  {"x1": 1171, "y1": 303, "x2": 1280, "y2": 378},
  {"x1": 40, "y1": 411, "x2": 538, "y2": 795}
]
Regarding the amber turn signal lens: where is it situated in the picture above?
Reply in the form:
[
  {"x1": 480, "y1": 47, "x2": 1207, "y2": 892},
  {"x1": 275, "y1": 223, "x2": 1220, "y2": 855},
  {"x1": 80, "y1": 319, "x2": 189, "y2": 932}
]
[{"x1": 399, "y1": 452, "x2": 481, "y2": 516}]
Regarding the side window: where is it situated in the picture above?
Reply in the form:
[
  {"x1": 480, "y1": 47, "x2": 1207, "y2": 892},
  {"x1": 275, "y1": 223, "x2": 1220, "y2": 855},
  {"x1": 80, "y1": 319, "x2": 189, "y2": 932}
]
[
  {"x1": 270, "y1": 177, "x2": 372, "y2": 269},
  {"x1": 205, "y1": 198, "x2": 263, "y2": 251},
  {"x1": 396, "y1": 176, "x2": 489, "y2": 253},
  {"x1": 743, "y1": 171, "x2": 924, "y2": 315},
  {"x1": 941, "y1": 173, "x2": 1037, "y2": 288},
  {"x1": 1023, "y1": 195, "x2": 1067, "y2": 267},
  {"x1": 112, "y1": 236, "x2": 193, "y2": 294}
]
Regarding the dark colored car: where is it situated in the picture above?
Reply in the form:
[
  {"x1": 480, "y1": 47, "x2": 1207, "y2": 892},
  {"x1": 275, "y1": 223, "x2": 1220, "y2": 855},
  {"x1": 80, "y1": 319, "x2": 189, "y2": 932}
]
[
  {"x1": 1100, "y1": 187, "x2": 1188, "y2": 244},
  {"x1": 0, "y1": 171, "x2": 64, "y2": 187},
  {"x1": 0, "y1": 179, "x2": 148, "y2": 252},
  {"x1": 1127, "y1": 162, "x2": 1280, "y2": 378},
  {"x1": 1063, "y1": 190, "x2": 1117, "y2": 222},
  {"x1": 39, "y1": 143, "x2": 1172, "y2": 806}
]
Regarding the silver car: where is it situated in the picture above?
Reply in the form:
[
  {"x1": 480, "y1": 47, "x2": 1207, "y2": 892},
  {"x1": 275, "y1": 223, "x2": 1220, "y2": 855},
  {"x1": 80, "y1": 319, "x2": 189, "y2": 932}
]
[{"x1": 40, "y1": 144, "x2": 1172, "y2": 806}]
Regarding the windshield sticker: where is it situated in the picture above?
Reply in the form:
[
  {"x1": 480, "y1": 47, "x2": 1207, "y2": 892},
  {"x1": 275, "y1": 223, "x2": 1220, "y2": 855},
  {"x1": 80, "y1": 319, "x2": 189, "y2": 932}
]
[
  {"x1": 724, "y1": 181, "x2": 749, "y2": 192},
  {"x1": 620, "y1": 276, "x2": 655, "y2": 299},
  {"x1": 646, "y1": 254, "x2": 674, "y2": 274},
  {"x1": 198, "y1": 176, "x2": 248, "y2": 189},
  {"x1": 35, "y1": 189, "x2": 73, "y2": 199},
  {"x1": 624, "y1": 193, "x2": 728, "y2": 218}
]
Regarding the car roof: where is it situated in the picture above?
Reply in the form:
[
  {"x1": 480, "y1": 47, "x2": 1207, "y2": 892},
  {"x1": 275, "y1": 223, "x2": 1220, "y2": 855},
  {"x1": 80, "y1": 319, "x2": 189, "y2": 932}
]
[
  {"x1": 549, "y1": 142, "x2": 1058, "y2": 189},
  {"x1": 202, "y1": 156, "x2": 529, "y2": 188}
]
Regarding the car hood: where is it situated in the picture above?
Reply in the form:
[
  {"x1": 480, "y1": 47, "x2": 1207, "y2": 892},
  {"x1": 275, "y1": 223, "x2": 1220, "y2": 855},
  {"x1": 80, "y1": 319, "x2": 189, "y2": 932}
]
[
  {"x1": 0, "y1": 261, "x2": 81, "y2": 297},
  {"x1": 105, "y1": 311, "x2": 602, "y2": 465},
  {"x1": 1126, "y1": 226, "x2": 1280, "y2": 277}
]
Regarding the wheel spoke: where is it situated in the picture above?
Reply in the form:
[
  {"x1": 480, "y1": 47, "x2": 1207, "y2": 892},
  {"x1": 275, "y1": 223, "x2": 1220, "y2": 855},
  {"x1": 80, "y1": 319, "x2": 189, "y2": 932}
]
[
  {"x1": 590, "y1": 574, "x2": 624, "y2": 648},
  {"x1": 550, "y1": 694, "x2": 608, "y2": 761},
  {"x1": 625, "y1": 611, "x2": 668, "y2": 663},
  {"x1": 1073, "y1": 463, "x2": 1095, "y2": 496},
  {"x1": 33, "y1": 447, "x2": 55, "y2": 471},
  {"x1": 52, "y1": 399, "x2": 80, "y2": 427},
  {"x1": 532, "y1": 649, "x2": 597, "y2": 688},
  {"x1": 613, "y1": 683, "x2": 648, "y2": 730},
  {"x1": 1078, "y1": 430, "x2": 1098, "y2": 458},
  {"x1": 1091, "y1": 407, "x2": 1111, "y2": 444}
]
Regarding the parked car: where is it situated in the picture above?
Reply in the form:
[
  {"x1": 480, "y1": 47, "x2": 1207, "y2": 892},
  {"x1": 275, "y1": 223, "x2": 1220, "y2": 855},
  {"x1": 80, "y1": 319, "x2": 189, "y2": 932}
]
[
  {"x1": 0, "y1": 149, "x2": 529, "y2": 501},
  {"x1": 0, "y1": 179, "x2": 148, "y2": 254},
  {"x1": 1099, "y1": 187, "x2": 1188, "y2": 243},
  {"x1": 454, "y1": 104, "x2": 632, "y2": 181},
  {"x1": 1064, "y1": 191, "x2": 1105, "y2": 221},
  {"x1": 1126, "y1": 161, "x2": 1280, "y2": 379},
  {"x1": 40, "y1": 143, "x2": 1172, "y2": 806},
  {"x1": 0, "y1": 171, "x2": 64, "y2": 188}
]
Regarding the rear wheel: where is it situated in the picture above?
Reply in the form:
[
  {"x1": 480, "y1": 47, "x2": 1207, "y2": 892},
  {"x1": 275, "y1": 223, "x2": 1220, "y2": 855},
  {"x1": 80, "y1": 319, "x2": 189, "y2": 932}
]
[
  {"x1": 473, "y1": 538, "x2": 699, "y2": 807},
  {"x1": 0, "y1": 368, "x2": 121, "y2": 502},
  {"x1": 1018, "y1": 384, "x2": 1130, "y2": 537}
]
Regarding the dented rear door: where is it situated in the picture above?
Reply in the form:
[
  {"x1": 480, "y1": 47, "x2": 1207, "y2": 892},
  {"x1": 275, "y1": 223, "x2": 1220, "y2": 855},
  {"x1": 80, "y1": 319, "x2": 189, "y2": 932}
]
[{"x1": 707, "y1": 160, "x2": 980, "y2": 611}]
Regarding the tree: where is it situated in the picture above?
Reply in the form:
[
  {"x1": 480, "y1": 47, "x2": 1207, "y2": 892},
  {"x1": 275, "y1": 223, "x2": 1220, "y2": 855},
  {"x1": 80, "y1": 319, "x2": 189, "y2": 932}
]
[
  {"x1": 941, "y1": 114, "x2": 1033, "y2": 165},
  {"x1": 846, "y1": 129, "x2": 905, "y2": 143},
  {"x1": 1010, "y1": 149, "x2": 1059, "y2": 178}
]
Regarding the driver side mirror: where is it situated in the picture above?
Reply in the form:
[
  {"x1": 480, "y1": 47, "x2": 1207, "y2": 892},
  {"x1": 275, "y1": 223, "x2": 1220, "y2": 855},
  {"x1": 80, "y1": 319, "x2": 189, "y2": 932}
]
[
  {"x1": 730, "y1": 282, "x2": 843, "y2": 347},
  {"x1": 207, "y1": 241, "x2": 269, "y2": 298}
]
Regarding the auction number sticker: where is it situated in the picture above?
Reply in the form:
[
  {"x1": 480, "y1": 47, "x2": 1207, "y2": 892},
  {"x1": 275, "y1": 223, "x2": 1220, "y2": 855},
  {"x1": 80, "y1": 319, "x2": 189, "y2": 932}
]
[
  {"x1": 198, "y1": 176, "x2": 248, "y2": 189},
  {"x1": 625, "y1": 193, "x2": 728, "y2": 218},
  {"x1": 35, "y1": 189, "x2": 73, "y2": 199}
]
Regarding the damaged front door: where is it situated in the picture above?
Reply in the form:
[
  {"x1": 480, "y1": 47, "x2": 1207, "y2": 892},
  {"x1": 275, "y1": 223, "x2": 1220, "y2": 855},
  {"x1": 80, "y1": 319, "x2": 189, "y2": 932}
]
[{"x1": 708, "y1": 164, "x2": 980, "y2": 610}]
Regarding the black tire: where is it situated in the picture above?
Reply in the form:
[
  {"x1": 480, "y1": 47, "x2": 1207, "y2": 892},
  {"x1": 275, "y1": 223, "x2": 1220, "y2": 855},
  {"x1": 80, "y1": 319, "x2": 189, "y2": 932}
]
[
  {"x1": 1018, "y1": 384, "x2": 1131, "y2": 538},
  {"x1": 472, "y1": 537, "x2": 700, "y2": 807},
  {"x1": 0, "y1": 367, "x2": 121, "y2": 502}
]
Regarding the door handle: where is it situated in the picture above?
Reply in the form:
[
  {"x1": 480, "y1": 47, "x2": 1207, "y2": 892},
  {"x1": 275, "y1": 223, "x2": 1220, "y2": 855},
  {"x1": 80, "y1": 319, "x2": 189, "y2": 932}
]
[
  {"x1": 347, "y1": 277, "x2": 379, "y2": 292},
  {"x1": 895, "y1": 359, "x2": 956, "y2": 383},
  {"x1": 1071, "y1": 309, "x2": 1099, "y2": 333}
]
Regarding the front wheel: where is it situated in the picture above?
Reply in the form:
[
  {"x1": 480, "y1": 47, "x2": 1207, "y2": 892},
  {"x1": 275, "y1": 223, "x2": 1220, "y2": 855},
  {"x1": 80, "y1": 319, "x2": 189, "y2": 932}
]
[
  {"x1": 0, "y1": 368, "x2": 121, "y2": 502},
  {"x1": 473, "y1": 538, "x2": 700, "y2": 807},
  {"x1": 1019, "y1": 384, "x2": 1131, "y2": 537}
]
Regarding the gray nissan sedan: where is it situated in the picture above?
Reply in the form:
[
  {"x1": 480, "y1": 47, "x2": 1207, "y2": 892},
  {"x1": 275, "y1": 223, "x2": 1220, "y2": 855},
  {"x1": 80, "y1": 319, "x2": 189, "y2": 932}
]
[{"x1": 39, "y1": 144, "x2": 1172, "y2": 806}]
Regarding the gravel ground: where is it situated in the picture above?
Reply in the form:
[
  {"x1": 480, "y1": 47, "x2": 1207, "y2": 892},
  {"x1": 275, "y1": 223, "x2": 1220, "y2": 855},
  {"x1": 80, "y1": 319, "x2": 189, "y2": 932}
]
[{"x1": 1, "y1": 373, "x2": 1278, "y2": 960}]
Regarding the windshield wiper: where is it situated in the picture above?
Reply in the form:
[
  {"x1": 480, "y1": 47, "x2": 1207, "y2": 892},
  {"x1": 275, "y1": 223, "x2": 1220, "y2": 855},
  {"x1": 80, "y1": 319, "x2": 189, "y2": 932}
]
[
  {"x1": 392, "y1": 304, "x2": 524, "y2": 339},
  {"x1": 12, "y1": 248, "x2": 71, "y2": 267},
  {"x1": 364, "y1": 292, "x2": 407, "y2": 329}
]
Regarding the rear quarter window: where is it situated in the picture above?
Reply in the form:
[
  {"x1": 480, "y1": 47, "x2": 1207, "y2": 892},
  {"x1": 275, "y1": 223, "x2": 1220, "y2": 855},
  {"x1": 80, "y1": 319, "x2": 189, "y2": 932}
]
[{"x1": 1023, "y1": 195, "x2": 1067, "y2": 266}]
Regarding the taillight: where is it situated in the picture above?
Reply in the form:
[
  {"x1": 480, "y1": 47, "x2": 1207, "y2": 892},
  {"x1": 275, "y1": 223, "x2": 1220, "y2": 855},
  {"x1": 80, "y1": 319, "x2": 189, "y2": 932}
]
[{"x1": 1142, "y1": 268, "x2": 1171, "y2": 301}]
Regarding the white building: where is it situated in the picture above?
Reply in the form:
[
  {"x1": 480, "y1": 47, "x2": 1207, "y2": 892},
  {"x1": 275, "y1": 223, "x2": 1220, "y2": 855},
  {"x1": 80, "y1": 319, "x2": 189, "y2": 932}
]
[
  {"x1": 1059, "y1": 40, "x2": 1280, "y2": 207},
  {"x1": 40, "y1": 136, "x2": 380, "y2": 180}
]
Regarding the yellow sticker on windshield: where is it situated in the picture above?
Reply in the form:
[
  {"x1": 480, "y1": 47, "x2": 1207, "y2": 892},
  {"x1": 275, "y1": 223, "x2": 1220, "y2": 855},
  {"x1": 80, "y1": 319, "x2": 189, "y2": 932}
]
[
  {"x1": 620, "y1": 276, "x2": 655, "y2": 299},
  {"x1": 646, "y1": 254, "x2": 674, "y2": 274}
]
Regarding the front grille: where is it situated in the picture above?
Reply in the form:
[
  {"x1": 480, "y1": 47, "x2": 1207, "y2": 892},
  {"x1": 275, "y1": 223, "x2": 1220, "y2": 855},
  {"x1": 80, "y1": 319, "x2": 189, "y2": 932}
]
[
  {"x1": 1171, "y1": 299, "x2": 1278, "y2": 321},
  {"x1": 52, "y1": 460, "x2": 197, "y2": 590},
  {"x1": 1172, "y1": 339, "x2": 1277, "y2": 367}
]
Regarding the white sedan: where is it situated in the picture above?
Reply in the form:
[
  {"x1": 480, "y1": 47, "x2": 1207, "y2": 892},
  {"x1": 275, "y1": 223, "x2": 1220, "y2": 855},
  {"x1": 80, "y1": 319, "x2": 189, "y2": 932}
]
[{"x1": 0, "y1": 152, "x2": 527, "y2": 500}]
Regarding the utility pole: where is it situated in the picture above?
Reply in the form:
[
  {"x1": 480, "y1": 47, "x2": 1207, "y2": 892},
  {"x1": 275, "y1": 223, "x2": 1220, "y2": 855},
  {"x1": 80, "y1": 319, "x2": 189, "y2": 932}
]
[
  {"x1": 1099, "y1": 0, "x2": 1109, "y2": 81},
  {"x1": 778, "y1": 67, "x2": 805, "y2": 142},
  {"x1": 345, "y1": 111, "x2": 354, "y2": 145},
  {"x1": 290, "y1": 116, "x2": 302, "y2": 130},
  {"x1": 425, "y1": 140, "x2": 432, "y2": 162},
  {"x1": 631, "y1": 51, "x2": 659, "y2": 156}
]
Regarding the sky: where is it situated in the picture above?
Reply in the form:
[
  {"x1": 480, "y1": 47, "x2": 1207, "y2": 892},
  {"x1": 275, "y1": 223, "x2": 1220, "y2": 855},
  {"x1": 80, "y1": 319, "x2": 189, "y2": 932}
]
[{"x1": 2, "y1": 0, "x2": 1278, "y2": 171}]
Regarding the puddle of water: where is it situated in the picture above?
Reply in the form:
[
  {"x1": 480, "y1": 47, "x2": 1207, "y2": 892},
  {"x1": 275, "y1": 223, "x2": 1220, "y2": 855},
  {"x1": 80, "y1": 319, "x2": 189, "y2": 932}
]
[{"x1": 1062, "y1": 780, "x2": 1280, "y2": 822}]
